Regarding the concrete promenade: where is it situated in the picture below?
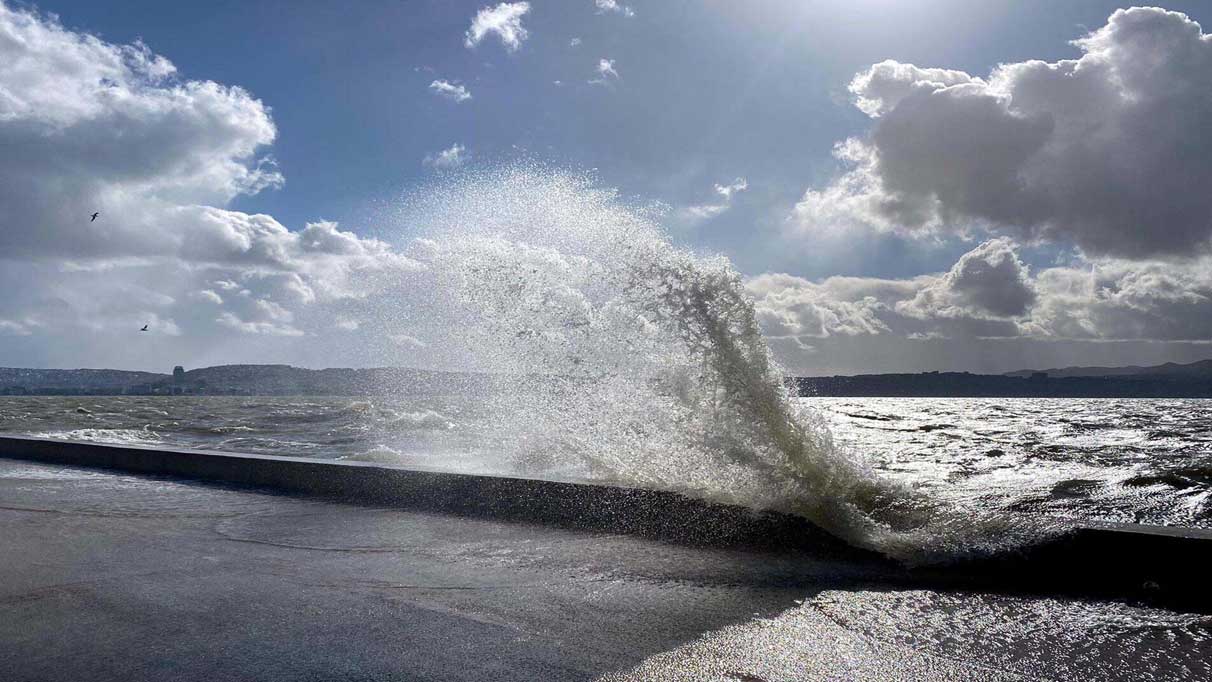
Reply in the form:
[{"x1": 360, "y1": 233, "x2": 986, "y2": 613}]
[{"x1": 1, "y1": 438, "x2": 1210, "y2": 680}]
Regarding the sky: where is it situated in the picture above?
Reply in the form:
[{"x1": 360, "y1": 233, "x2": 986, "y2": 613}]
[{"x1": 3, "y1": 0, "x2": 1212, "y2": 375}]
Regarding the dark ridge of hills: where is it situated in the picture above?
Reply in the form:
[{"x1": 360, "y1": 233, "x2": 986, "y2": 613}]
[
  {"x1": 0, "y1": 364, "x2": 490, "y2": 396},
  {"x1": 0, "y1": 368, "x2": 169, "y2": 394},
  {"x1": 1003, "y1": 359, "x2": 1212, "y2": 379},
  {"x1": 177, "y1": 364, "x2": 488, "y2": 396},
  {"x1": 796, "y1": 368, "x2": 1212, "y2": 398},
  {"x1": 4, "y1": 360, "x2": 1212, "y2": 398}
]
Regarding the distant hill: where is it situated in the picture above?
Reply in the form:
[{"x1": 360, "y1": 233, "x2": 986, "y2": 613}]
[
  {"x1": 796, "y1": 360, "x2": 1212, "y2": 398},
  {"x1": 0, "y1": 368, "x2": 169, "y2": 395},
  {"x1": 1003, "y1": 359, "x2": 1212, "y2": 379},
  {"x1": 175, "y1": 364, "x2": 487, "y2": 396},
  {"x1": 0, "y1": 364, "x2": 490, "y2": 396},
  {"x1": 5, "y1": 360, "x2": 1212, "y2": 398}
]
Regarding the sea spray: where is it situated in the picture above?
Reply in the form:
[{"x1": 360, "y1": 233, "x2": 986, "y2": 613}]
[{"x1": 384, "y1": 165, "x2": 1051, "y2": 561}]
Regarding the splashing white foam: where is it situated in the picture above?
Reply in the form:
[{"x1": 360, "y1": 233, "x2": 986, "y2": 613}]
[{"x1": 380, "y1": 165, "x2": 1050, "y2": 562}]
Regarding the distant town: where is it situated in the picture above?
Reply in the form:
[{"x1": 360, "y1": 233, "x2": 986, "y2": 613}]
[{"x1": 2, "y1": 360, "x2": 1212, "y2": 398}]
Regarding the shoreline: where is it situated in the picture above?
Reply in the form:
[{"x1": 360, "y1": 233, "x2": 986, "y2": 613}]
[{"x1": 2, "y1": 435, "x2": 1211, "y2": 612}]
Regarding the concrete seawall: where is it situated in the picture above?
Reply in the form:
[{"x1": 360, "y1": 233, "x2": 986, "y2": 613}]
[
  {"x1": 2, "y1": 435, "x2": 1210, "y2": 612},
  {"x1": 0, "y1": 435, "x2": 848, "y2": 553}
]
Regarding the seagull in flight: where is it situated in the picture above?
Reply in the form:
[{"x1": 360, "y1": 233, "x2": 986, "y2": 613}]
[
  {"x1": 90, "y1": 212, "x2": 100, "y2": 222},
  {"x1": 140, "y1": 324, "x2": 149, "y2": 332}
]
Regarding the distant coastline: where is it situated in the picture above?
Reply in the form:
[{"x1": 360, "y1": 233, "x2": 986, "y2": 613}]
[
  {"x1": 0, "y1": 365, "x2": 486, "y2": 397},
  {"x1": 796, "y1": 359, "x2": 1212, "y2": 398},
  {"x1": 3, "y1": 360, "x2": 1212, "y2": 398},
  {"x1": 795, "y1": 373, "x2": 1212, "y2": 398}
]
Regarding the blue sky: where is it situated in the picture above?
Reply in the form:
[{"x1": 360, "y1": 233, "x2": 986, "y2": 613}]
[
  {"x1": 5, "y1": 1, "x2": 1212, "y2": 373},
  {"x1": 42, "y1": 0, "x2": 1207, "y2": 278}
]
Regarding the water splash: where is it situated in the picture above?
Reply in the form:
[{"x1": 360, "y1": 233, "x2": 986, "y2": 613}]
[{"x1": 382, "y1": 165, "x2": 1050, "y2": 562}]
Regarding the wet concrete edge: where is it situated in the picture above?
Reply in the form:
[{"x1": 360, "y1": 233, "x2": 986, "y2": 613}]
[
  {"x1": 0, "y1": 435, "x2": 858, "y2": 555},
  {"x1": 2, "y1": 435, "x2": 1210, "y2": 612}
]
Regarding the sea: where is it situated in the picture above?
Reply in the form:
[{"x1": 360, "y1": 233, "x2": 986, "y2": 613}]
[
  {"x1": 5, "y1": 394, "x2": 1212, "y2": 680},
  {"x1": 2, "y1": 394, "x2": 1209, "y2": 538}
]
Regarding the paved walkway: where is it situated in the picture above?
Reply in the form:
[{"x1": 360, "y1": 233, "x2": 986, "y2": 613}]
[{"x1": 1, "y1": 458, "x2": 1207, "y2": 681}]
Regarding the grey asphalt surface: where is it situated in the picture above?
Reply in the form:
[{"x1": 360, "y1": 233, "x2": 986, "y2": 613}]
[{"x1": 2, "y1": 457, "x2": 1209, "y2": 681}]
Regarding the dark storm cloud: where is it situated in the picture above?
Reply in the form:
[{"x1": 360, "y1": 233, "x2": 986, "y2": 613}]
[{"x1": 903, "y1": 239, "x2": 1037, "y2": 319}]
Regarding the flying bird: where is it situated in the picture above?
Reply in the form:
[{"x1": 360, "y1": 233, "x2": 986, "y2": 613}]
[
  {"x1": 140, "y1": 325, "x2": 149, "y2": 332},
  {"x1": 90, "y1": 212, "x2": 99, "y2": 222}
]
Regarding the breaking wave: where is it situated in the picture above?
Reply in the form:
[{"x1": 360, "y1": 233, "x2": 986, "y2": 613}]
[
  {"x1": 38, "y1": 427, "x2": 163, "y2": 447},
  {"x1": 384, "y1": 166, "x2": 1049, "y2": 562}
]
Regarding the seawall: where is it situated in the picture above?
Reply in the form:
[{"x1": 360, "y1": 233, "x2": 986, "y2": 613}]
[
  {"x1": 0, "y1": 435, "x2": 847, "y2": 553},
  {"x1": 1, "y1": 435, "x2": 1210, "y2": 611}
]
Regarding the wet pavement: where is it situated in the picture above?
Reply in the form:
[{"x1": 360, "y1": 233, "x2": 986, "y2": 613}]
[{"x1": 1, "y1": 457, "x2": 1209, "y2": 681}]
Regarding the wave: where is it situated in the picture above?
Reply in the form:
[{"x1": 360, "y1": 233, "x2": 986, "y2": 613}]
[
  {"x1": 341, "y1": 446, "x2": 406, "y2": 464},
  {"x1": 382, "y1": 166, "x2": 1051, "y2": 562},
  {"x1": 37, "y1": 427, "x2": 163, "y2": 447},
  {"x1": 381, "y1": 409, "x2": 453, "y2": 431}
]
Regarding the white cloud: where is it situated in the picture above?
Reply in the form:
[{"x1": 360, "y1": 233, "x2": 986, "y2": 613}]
[
  {"x1": 589, "y1": 58, "x2": 619, "y2": 86},
  {"x1": 390, "y1": 333, "x2": 428, "y2": 349},
  {"x1": 423, "y1": 143, "x2": 468, "y2": 169},
  {"x1": 217, "y1": 311, "x2": 304, "y2": 337},
  {"x1": 428, "y1": 79, "x2": 471, "y2": 102},
  {"x1": 0, "y1": 4, "x2": 422, "y2": 366},
  {"x1": 679, "y1": 177, "x2": 749, "y2": 225},
  {"x1": 1027, "y1": 259, "x2": 1212, "y2": 342},
  {"x1": 748, "y1": 273, "x2": 896, "y2": 340},
  {"x1": 197, "y1": 290, "x2": 224, "y2": 305},
  {"x1": 0, "y1": 5, "x2": 282, "y2": 262},
  {"x1": 750, "y1": 238, "x2": 1212, "y2": 355},
  {"x1": 795, "y1": 7, "x2": 1212, "y2": 260},
  {"x1": 597, "y1": 58, "x2": 618, "y2": 79},
  {"x1": 569, "y1": 37, "x2": 582, "y2": 47},
  {"x1": 714, "y1": 177, "x2": 748, "y2": 201},
  {"x1": 748, "y1": 241, "x2": 1034, "y2": 351},
  {"x1": 464, "y1": 2, "x2": 531, "y2": 53},
  {"x1": 0, "y1": 320, "x2": 33, "y2": 336},
  {"x1": 595, "y1": 0, "x2": 635, "y2": 18},
  {"x1": 679, "y1": 204, "x2": 729, "y2": 222},
  {"x1": 848, "y1": 61, "x2": 975, "y2": 118}
]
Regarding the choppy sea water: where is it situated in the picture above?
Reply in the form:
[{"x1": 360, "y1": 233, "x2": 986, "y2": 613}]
[
  {"x1": 807, "y1": 397, "x2": 1212, "y2": 530},
  {"x1": 2, "y1": 395, "x2": 1209, "y2": 533}
]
